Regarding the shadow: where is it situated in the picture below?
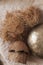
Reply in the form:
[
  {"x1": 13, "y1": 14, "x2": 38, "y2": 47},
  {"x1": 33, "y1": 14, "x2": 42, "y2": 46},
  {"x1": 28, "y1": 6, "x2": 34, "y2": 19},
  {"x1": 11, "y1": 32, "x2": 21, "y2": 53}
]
[{"x1": 0, "y1": 60, "x2": 3, "y2": 65}]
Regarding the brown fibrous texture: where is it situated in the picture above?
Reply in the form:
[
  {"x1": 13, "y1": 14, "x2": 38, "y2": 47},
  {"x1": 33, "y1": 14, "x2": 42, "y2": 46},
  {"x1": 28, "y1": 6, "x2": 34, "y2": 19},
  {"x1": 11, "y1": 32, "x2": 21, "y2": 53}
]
[
  {"x1": 19, "y1": 6, "x2": 41, "y2": 27},
  {"x1": 0, "y1": 12, "x2": 25, "y2": 41},
  {"x1": 0, "y1": 6, "x2": 41, "y2": 64},
  {"x1": 0, "y1": 6, "x2": 41, "y2": 42}
]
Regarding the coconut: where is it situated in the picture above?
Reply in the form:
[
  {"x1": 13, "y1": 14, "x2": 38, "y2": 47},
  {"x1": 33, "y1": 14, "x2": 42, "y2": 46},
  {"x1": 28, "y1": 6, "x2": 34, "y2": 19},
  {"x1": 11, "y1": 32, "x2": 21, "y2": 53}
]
[{"x1": 8, "y1": 41, "x2": 29, "y2": 64}]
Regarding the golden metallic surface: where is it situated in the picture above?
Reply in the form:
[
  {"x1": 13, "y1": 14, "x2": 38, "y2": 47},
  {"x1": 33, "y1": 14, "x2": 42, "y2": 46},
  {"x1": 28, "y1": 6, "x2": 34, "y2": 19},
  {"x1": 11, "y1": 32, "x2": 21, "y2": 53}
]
[{"x1": 28, "y1": 24, "x2": 43, "y2": 57}]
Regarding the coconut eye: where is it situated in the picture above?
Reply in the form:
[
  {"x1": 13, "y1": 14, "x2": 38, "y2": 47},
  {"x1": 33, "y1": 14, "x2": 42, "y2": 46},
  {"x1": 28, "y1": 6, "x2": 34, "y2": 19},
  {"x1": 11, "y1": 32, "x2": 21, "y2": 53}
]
[
  {"x1": 27, "y1": 24, "x2": 43, "y2": 58},
  {"x1": 9, "y1": 50, "x2": 15, "y2": 52}
]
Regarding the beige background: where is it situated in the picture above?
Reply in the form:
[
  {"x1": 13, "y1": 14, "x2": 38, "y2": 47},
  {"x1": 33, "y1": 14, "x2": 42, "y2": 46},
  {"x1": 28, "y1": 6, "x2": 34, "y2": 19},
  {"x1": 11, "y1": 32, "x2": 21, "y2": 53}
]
[{"x1": 0, "y1": 0, "x2": 43, "y2": 65}]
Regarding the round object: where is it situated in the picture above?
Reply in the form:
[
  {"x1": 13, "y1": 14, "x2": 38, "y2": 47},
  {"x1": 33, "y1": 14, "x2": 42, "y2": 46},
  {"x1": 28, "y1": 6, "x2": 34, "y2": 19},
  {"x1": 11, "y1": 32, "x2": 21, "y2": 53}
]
[{"x1": 27, "y1": 24, "x2": 43, "y2": 58}]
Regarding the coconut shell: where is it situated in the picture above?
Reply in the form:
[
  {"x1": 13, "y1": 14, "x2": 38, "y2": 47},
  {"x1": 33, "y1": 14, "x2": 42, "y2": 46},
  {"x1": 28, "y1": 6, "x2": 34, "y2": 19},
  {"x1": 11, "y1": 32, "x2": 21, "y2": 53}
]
[
  {"x1": 0, "y1": 7, "x2": 41, "y2": 42},
  {"x1": 9, "y1": 41, "x2": 29, "y2": 53},
  {"x1": 0, "y1": 12, "x2": 25, "y2": 41},
  {"x1": 19, "y1": 6, "x2": 41, "y2": 27},
  {"x1": 8, "y1": 52, "x2": 28, "y2": 64},
  {"x1": 8, "y1": 41, "x2": 29, "y2": 64}
]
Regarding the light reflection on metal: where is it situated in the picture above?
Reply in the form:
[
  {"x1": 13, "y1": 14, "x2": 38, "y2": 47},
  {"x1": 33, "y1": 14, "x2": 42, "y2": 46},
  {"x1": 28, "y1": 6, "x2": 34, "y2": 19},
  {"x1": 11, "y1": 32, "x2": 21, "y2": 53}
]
[
  {"x1": 28, "y1": 24, "x2": 43, "y2": 58},
  {"x1": 28, "y1": 32, "x2": 38, "y2": 45}
]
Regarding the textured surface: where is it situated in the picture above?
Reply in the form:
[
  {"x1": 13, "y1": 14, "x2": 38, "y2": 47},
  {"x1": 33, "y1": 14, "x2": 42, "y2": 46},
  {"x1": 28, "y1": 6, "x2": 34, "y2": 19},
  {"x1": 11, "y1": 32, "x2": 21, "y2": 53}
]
[
  {"x1": 28, "y1": 24, "x2": 43, "y2": 57},
  {"x1": 0, "y1": 0, "x2": 43, "y2": 65}
]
